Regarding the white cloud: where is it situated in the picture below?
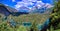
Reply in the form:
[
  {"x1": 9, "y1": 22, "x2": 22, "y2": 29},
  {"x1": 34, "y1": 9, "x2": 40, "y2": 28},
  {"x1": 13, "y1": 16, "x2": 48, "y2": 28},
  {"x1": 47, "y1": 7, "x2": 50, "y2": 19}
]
[
  {"x1": 36, "y1": 1, "x2": 45, "y2": 5},
  {"x1": 22, "y1": 0, "x2": 37, "y2": 2},
  {"x1": 12, "y1": 0, "x2": 15, "y2": 2},
  {"x1": 22, "y1": 0, "x2": 28, "y2": 2},
  {"x1": 37, "y1": 5, "x2": 41, "y2": 9},
  {"x1": 28, "y1": 0, "x2": 37, "y2": 2},
  {"x1": 35, "y1": 1, "x2": 45, "y2": 9},
  {"x1": 15, "y1": 1, "x2": 24, "y2": 10},
  {"x1": 14, "y1": 0, "x2": 53, "y2": 11},
  {"x1": 14, "y1": 1, "x2": 34, "y2": 10}
]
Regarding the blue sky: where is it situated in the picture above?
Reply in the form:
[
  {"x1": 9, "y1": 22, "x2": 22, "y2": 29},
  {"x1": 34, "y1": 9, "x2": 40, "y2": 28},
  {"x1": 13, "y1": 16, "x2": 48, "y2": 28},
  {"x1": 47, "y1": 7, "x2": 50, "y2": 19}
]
[{"x1": 0, "y1": 0, "x2": 54, "y2": 12}]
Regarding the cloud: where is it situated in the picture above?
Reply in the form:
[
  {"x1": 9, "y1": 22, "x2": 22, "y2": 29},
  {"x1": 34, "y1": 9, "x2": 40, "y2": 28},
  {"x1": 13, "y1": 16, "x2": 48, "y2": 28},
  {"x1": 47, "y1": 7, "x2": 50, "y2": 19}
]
[
  {"x1": 36, "y1": 1, "x2": 45, "y2": 5},
  {"x1": 35, "y1": 1, "x2": 45, "y2": 9},
  {"x1": 12, "y1": 0, "x2": 15, "y2": 2},
  {"x1": 28, "y1": 0, "x2": 37, "y2": 2},
  {"x1": 14, "y1": 1, "x2": 34, "y2": 10},
  {"x1": 14, "y1": 2, "x2": 24, "y2": 10},
  {"x1": 14, "y1": 0, "x2": 53, "y2": 12},
  {"x1": 22, "y1": 0, "x2": 37, "y2": 2}
]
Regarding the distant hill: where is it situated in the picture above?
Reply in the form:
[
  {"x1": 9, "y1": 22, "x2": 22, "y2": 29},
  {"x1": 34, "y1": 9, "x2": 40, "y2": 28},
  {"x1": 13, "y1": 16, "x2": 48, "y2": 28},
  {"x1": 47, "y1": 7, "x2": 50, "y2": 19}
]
[
  {"x1": 0, "y1": 3, "x2": 29, "y2": 16},
  {"x1": 0, "y1": 4, "x2": 11, "y2": 16},
  {"x1": 29, "y1": 6, "x2": 53, "y2": 14}
]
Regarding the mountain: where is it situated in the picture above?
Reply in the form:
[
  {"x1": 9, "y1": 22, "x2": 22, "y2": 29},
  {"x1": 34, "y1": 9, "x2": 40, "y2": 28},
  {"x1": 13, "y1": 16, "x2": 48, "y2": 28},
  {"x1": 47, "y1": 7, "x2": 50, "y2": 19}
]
[
  {"x1": 0, "y1": 4, "x2": 11, "y2": 16},
  {"x1": 16, "y1": 6, "x2": 30, "y2": 12},
  {"x1": 0, "y1": 3, "x2": 53, "y2": 16},
  {"x1": 30, "y1": 6, "x2": 53, "y2": 14},
  {"x1": 0, "y1": 3, "x2": 29, "y2": 16},
  {"x1": 29, "y1": 6, "x2": 46, "y2": 14},
  {"x1": 6, "y1": 6, "x2": 29, "y2": 16}
]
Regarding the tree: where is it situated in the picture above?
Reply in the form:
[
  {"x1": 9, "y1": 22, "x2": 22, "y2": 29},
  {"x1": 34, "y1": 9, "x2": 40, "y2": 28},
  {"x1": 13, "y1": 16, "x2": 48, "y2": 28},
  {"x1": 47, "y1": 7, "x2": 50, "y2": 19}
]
[
  {"x1": 30, "y1": 20, "x2": 38, "y2": 31},
  {"x1": 0, "y1": 21, "x2": 14, "y2": 31},
  {"x1": 49, "y1": 0, "x2": 60, "y2": 30}
]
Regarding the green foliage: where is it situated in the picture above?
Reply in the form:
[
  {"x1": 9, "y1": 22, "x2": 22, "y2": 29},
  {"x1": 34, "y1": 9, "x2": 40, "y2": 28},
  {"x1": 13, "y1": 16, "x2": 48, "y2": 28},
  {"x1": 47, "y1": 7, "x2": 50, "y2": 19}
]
[
  {"x1": 0, "y1": 21, "x2": 14, "y2": 31},
  {"x1": 0, "y1": 13, "x2": 49, "y2": 31},
  {"x1": 17, "y1": 25, "x2": 27, "y2": 31},
  {"x1": 30, "y1": 20, "x2": 38, "y2": 31},
  {"x1": 50, "y1": 0, "x2": 60, "y2": 30},
  {"x1": 50, "y1": 0, "x2": 60, "y2": 22}
]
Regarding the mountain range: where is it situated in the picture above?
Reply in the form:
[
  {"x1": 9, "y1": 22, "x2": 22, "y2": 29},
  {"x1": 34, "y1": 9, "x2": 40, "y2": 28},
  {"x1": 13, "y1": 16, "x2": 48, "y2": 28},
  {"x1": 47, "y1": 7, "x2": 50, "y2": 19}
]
[
  {"x1": 0, "y1": 3, "x2": 53, "y2": 16},
  {"x1": 0, "y1": 3, "x2": 29, "y2": 16}
]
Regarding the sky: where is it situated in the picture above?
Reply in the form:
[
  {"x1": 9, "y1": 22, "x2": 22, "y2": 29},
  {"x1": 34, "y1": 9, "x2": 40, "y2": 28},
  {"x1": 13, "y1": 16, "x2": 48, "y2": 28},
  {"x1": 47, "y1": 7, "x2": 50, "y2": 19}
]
[{"x1": 0, "y1": 0, "x2": 54, "y2": 12}]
